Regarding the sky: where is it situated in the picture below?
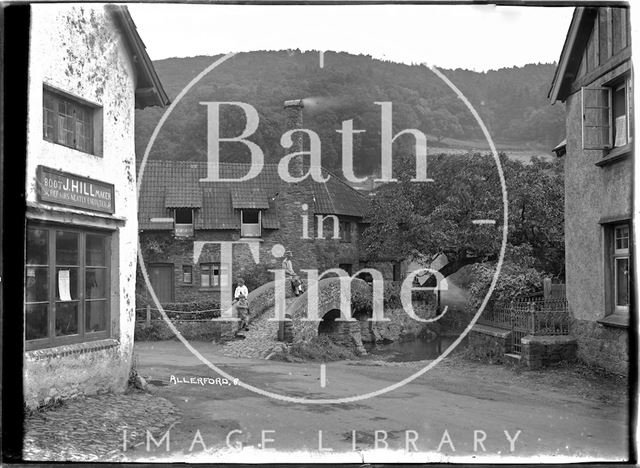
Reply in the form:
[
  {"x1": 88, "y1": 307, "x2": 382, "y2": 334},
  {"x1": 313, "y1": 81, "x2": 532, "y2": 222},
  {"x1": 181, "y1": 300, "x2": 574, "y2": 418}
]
[{"x1": 129, "y1": 4, "x2": 575, "y2": 72}]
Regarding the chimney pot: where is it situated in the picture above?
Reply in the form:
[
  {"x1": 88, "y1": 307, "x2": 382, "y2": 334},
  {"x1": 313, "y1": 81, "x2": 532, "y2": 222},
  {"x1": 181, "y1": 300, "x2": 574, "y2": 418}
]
[{"x1": 284, "y1": 99, "x2": 304, "y2": 109}]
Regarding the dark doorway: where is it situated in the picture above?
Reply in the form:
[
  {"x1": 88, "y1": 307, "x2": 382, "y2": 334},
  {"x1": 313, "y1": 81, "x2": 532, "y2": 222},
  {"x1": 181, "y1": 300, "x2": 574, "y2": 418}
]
[{"x1": 149, "y1": 264, "x2": 174, "y2": 303}]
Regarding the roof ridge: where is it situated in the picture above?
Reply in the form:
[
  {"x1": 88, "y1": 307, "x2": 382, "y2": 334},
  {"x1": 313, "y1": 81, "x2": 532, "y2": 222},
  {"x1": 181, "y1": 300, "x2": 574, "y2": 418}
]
[{"x1": 322, "y1": 167, "x2": 370, "y2": 202}]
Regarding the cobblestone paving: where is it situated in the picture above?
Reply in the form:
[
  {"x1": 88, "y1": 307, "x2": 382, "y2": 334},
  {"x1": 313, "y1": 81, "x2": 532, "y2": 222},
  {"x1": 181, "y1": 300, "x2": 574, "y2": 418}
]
[
  {"x1": 220, "y1": 299, "x2": 298, "y2": 359},
  {"x1": 24, "y1": 392, "x2": 180, "y2": 462}
]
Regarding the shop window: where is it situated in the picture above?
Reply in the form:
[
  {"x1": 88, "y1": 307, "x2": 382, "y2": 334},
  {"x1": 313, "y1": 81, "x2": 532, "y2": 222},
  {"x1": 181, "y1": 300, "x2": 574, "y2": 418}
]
[
  {"x1": 25, "y1": 225, "x2": 110, "y2": 350},
  {"x1": 182, "y1": 265, "x2": 193, "y2": 284},
  {"x1": 200, "y1": 263, "x2": 229, "y2": 289},
  {"x1": 43, "y1": 86, "x2": 100, "y2": 155},
  {"x1": 241, "y1": 209, "x2": 261, "y2": 238},
  {"x1": 582, "y1": 75, "x2": 633, "y2": 152}
]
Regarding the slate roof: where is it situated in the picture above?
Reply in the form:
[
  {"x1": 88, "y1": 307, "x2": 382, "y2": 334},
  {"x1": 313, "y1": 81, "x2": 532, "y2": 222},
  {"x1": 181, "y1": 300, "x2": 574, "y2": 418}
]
[{"x1": 138, "y1": 161, "x2": 369, "y2": 230}]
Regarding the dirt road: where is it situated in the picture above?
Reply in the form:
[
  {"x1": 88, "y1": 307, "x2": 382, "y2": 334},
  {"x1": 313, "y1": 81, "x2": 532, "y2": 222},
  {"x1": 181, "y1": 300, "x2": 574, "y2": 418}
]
[{"x1": 131, "y1": 341, "x2": 629, "y2": 463}]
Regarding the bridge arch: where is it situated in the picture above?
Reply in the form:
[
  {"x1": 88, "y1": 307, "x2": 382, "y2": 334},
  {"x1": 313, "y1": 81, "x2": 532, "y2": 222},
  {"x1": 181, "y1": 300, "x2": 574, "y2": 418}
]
[{"x1": 287, "y1": 277, "x2": 372, "y2": 352}]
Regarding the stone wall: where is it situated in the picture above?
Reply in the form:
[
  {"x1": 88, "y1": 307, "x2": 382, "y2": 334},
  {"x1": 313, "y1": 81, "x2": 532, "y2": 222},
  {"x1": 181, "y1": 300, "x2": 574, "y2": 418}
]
[
  {"x1": 24, "y1": 341, "x2": 128, "y2": 409},
  {"x1": 520, "y1": 335, "x2": 577, "y2": 370},
  {"x1": 363, "y1": 306, "x2": 435, "y2": 343},
  {"x1": 467, "y1": 325, "x2": 511, "y2": 363},
  {"x1": 134, "y1": 320, "x2": 235, "y2": 342},
  {"x1": 571, "y1": 319, "x2": 628, "y2": 375}
]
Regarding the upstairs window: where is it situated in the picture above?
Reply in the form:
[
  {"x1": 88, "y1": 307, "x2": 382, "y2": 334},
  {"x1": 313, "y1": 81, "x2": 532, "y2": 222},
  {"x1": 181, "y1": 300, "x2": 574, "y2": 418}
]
[
  {"x1": 43, "y1": 86, "x2": 99, "y2": 155},
  {"x1": 582, "y1": 75, "x2": 633, "y2": 152},
  {"x1": 174, "y1": 208, "x2": 194, "y2": 238},
  {"x1": 612, "y1": 82, "x2": 630, "y2": 148},
  {"x1": 240, "y1": 209, "x2": 261, "y2": 238}
]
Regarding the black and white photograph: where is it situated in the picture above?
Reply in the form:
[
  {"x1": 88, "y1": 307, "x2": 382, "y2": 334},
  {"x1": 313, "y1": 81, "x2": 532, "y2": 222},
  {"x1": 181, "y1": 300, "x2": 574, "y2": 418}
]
[{"x1": 2, "y1": 0, "x2": 636, "y2": 463}]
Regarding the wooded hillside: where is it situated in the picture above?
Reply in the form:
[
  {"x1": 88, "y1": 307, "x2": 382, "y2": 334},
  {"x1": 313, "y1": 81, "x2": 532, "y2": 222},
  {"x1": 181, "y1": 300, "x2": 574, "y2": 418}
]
[{"x1": 135, "y1": 51, "x2": 565, "y2": 175}]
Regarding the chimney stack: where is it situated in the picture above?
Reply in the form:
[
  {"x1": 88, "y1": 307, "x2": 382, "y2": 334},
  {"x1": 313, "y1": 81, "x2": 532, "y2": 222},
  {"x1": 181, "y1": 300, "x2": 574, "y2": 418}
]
[{"x1": 284, "y1": 99, "x2": 304, "y2": 178}]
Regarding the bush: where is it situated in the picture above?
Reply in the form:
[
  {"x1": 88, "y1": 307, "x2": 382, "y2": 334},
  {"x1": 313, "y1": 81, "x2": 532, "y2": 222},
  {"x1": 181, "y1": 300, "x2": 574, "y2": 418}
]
[
  {"x1": 134, "y1": 322, "x2": 174, "y2": 341},
  {"x1": 136, "y1": 300, "x2": 221, "y2": 321},
  {"x1": 466, "y1": 259, "x2": 545, "y2": 311},
  {"x1": 352, "y1": 286, "x2": 373, "y2": 314},
  {"x1": 270, "y1": 335, "x2": 357, "y2": 362},
  {"x1": 236, "y1": 263, "x2": 273, "y2": 292},
  {"x1": 382, "y1": 281, "x2": 434, "y2": 310}
]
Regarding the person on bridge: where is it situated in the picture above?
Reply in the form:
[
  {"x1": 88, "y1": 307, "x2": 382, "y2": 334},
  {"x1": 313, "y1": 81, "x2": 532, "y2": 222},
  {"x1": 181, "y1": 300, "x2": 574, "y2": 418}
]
[
  {"x1": 282, "y1": 250, "x2": 303, "y2": 296},
  {"x1": 234, "y1": 278, "x2": 249, "y2": 334}
]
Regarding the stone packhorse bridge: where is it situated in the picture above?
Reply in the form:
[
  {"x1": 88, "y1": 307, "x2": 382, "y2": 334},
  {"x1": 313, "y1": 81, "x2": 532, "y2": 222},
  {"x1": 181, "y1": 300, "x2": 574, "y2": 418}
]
[{"x1": 239, "y1": 277, "x2": 373, "y2": 354}]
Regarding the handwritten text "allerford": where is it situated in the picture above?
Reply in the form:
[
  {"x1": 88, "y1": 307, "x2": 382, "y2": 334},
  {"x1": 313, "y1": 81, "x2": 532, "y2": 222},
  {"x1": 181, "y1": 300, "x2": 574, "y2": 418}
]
[{"x1": 169, "y1": 375, "x2": 239, "y2": 386}]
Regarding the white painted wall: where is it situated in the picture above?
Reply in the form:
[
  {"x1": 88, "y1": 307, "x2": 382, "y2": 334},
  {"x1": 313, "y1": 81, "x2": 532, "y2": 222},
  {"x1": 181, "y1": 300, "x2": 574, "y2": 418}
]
[{"x1": 25, "y1": 4, "x2": 139, "y2": 405}]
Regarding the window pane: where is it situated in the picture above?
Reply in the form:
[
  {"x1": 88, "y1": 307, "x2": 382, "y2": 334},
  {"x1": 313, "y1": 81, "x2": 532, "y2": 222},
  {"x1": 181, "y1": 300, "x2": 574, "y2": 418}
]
[
  {"x1": 86, "y1": 300, "x2": 107, "y2": 332},
  {"x1": 613, "y1": 86, "x2": 627, "y2": 147},
  {"x1": 183, "y1": 266, "x2": 192, "y2": 283},
  {"x1": 201, "y1": 265, "x2": 211, "y2": 287},
  {"x1": 175, "y1": 208, "x2": 193, "y2": 224},
  {"x1": 26, "y1": 303, "x2": 48, "y2": 340},
  {"x1": 26, "y1": 267, "x2": 48, "y2": 302},
  {"x1": 26, "y1": 228, "x2": 48, "y2": 265},
  {"x1": 55, "y1": 302, "x2": 79, "y2": 336},
  {"x1": 43, "y1": 107, "x2": 55, "y2": 140},
  {"x1": 86, "y1": 234, "x2": 106, "y2": 266},
  {"x1": 56, "y1": 231, "x2": 78, "y2": 265},
  {"x1": 86, "y1": 268, "x2": 106, "y2": 299},
  {"x1": 213, "y1": 267, "x2": 220, "y2": 287},
  {"x1": 76, "y1": 119, "x2": 86, "y2": 151},
  {"x1": 615, "y1": 258, "x2": 629, "y2": 307},
  {"x1": 242, "y1": 210, "x2": 259, "y2": 223},
  {"x1": 56, "y1": 267, "x2": 78, "y2": 301},
  {"x1": 615, "y1": 225, "x2": 629, "y2": 250}
]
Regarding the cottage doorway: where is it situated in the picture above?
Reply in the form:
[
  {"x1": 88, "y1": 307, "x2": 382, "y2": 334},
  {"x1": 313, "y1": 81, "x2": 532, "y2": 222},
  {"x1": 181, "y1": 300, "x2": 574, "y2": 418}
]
[{"x1": 149, "y1": 264, "x2": 174, "y2": 303}]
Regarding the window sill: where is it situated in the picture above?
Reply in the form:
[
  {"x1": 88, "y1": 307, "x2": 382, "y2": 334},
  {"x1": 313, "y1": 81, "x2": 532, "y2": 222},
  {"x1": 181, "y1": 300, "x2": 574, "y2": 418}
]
[
  {"x1": 595, "y1": 145, "x2": 632, "y2": 167},
  {"x1": 597, "y1": 313, "x2": 629, "y2": 329},
  {"x1": 43, "y1": 138, "x2": 99, "y2": 158},
  {"x1": 239, "y1": 237, "x2": 263, "y2": 242},
  {"x1": 25, "y1": 338, "x2": 119, "y2": 360}
]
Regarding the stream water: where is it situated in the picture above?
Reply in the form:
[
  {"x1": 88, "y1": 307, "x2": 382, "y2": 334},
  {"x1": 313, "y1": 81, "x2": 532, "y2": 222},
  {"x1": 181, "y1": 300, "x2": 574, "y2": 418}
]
[{"x1": 364, "y1": 335, "x2": 466, "y2": 362}]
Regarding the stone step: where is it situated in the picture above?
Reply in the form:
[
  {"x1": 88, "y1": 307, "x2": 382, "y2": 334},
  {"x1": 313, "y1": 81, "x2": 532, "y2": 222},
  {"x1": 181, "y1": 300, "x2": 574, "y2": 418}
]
[{"x1": 504, "y1": 353, "x2": 522, "y2": 363}]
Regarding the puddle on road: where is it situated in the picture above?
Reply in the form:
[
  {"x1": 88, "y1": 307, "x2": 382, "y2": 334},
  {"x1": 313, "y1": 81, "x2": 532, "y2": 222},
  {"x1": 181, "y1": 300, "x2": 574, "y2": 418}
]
[{"x1": 363, "y1": 335, "x2": 466, "y2": 362}]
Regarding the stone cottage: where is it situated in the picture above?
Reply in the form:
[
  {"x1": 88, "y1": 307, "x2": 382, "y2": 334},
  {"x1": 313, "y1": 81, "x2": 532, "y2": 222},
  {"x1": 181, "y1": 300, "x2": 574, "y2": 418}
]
[
  {"x1": 137, "y1": 101, "x2": 376, "y2": 305},
  {"x1": 23, "y1": 4, "x2": 169, "y2": 407},
  {"x1": 548, "y1": 6, "x2": 632, "y2": 374}
]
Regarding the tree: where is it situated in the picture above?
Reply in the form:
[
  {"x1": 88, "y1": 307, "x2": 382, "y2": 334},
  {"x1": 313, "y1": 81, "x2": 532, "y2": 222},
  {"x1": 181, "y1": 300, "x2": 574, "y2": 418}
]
[
  {"x1": 361, "y1": 152, "x2": 564, "y2": 281},
  {"x1": 418, "y1": 106, "x2": 464, "y2": 143}
]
